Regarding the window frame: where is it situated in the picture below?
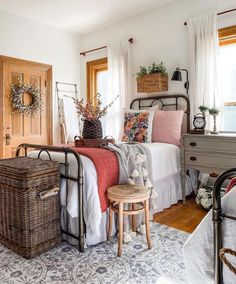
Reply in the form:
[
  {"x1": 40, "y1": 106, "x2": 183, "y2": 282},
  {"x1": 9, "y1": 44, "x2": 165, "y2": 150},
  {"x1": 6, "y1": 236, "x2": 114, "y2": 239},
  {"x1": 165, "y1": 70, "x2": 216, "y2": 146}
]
[
  {"x1": 218, "y1": 25, "x2": 236, "y2": 46},
  {"x1": 86, "y1": 58, "x2": 108, "y2": 104},
  {"x1": 218, "y1": 25, "x2": 236, "y2": 133}
]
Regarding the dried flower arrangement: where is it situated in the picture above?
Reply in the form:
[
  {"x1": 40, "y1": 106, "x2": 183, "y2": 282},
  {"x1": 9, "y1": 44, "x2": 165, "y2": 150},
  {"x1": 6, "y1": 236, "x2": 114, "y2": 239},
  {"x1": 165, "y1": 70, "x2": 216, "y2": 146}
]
[{"x1": 74, "y1": 93, "x2": 119, "y2": 121}]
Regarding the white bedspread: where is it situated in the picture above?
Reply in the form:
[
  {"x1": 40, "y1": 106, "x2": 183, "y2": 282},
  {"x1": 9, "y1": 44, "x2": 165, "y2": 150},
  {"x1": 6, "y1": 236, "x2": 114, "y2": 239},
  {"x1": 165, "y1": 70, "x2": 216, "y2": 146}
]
[{"x1": 183, "y1": 188, "x2": 236, "y2": 284}]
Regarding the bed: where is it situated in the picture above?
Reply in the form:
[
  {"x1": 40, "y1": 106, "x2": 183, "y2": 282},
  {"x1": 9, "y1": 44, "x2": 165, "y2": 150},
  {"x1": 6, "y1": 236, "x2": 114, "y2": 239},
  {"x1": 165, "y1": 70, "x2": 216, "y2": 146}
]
[
  {"x1": 183, "y1": 168, "x2": 236, "y2": 284},
  {"x1": 16, "y1": 94, "x2": 192, "y2": 252}
]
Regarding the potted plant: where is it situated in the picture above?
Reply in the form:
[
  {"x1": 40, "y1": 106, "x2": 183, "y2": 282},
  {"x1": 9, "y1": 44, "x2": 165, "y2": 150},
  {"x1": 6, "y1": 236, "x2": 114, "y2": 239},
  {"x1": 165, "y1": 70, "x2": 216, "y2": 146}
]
[
  {"x1": 208, "y1": 108, "x2": 220, "y2": 134},
  {"x1": 199, "y1": 105, "x2": 208, "y2": 115},
  {"x1": 74, "y1": 93, "x2": 119, "y2": 139},
  {"x1": 136, "y1": 61, "x2": 168, "y2": 93}
]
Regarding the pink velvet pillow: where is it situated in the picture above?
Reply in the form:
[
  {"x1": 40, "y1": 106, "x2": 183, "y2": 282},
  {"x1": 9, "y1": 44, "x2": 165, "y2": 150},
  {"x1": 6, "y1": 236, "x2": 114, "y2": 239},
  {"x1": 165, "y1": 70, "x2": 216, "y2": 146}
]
[{"x1": 152, "y1": 110, "x2": 184, "y2": 146}]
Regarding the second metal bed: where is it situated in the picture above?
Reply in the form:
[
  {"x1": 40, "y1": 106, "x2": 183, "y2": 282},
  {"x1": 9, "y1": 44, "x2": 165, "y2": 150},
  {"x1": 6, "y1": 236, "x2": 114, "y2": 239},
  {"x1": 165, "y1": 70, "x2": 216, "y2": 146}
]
[{"x1": 213, "y1": 168, "x2": 236, "y2": 284}]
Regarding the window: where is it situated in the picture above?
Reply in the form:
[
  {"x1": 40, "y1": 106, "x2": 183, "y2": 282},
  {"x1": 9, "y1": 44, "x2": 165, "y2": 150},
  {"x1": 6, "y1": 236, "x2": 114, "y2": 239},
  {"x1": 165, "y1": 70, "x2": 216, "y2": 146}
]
[
  {"x1": 219, "y1": 25, "x2": 236, "y2": 132},
  {"x1": 86, "y1": 58, "x2": 108, "y2": 106},
  {"x1": 86, "y1": 58, "x2": 109, "y2": 134}
]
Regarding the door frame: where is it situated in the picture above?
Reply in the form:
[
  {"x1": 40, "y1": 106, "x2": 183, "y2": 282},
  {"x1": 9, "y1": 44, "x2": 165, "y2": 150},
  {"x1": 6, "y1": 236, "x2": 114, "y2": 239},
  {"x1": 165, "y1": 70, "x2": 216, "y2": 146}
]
[{"x1": 0, "y1": 55, "x2": 53, "y2": 158}]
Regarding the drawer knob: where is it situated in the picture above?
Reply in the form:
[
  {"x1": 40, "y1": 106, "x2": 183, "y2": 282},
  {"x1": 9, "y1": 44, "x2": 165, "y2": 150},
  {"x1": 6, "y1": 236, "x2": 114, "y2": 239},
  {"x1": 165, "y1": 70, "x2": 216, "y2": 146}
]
[
  {"x1": 190, "y1": 156, "x2": 197, "y2": 161},
  {"x1": 190, "y1": 142, "x2": 197, "y2": 147}
]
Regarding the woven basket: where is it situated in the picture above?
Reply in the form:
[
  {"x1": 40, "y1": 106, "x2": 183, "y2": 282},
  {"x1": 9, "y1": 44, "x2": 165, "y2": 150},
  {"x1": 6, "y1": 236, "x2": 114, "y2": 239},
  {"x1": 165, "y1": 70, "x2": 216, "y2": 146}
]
[
  {"x1": 82, "y1": 119, "x2": 103, "y2": 139},
  {"x1": 74, "y1": 136, "x2": 115, "y2": 148},
  {"x1": 137, "y1": 73, "x2": 168, "y2": 93},
  {"x1": 0, "y1": 157, "x2": 61, "y2": 259}
]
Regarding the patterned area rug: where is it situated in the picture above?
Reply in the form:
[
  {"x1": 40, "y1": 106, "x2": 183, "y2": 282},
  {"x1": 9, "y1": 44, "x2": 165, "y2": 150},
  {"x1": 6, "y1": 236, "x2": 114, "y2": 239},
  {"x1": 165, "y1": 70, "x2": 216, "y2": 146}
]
[{"x1": 0, "y1": 223, "x2": 189, "y2": 284}]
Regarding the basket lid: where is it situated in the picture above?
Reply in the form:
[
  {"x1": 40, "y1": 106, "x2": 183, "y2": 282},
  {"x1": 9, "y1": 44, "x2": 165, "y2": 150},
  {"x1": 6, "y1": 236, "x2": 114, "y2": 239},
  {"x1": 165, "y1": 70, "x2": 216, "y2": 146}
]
[{"x1": 0, "y1": 157, "x2": 59, "y2": 177}]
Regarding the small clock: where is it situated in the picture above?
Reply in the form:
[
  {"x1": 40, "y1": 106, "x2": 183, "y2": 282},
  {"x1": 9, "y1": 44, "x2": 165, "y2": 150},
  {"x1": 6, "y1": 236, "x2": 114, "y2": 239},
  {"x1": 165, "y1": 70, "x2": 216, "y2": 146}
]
[{"x1": 190, "y1": 113, "x2": 206, "y2": 134}]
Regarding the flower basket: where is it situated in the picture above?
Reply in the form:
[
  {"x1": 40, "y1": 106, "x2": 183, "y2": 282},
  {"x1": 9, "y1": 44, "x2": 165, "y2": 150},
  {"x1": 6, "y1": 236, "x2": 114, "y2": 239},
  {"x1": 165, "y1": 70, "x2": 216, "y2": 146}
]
[
  {"x1": 82, "y1": 119, "x2": 103, "y2": 139},
  {"x1": 137, "y1": 73, "x2": 168, "y2": 93}
]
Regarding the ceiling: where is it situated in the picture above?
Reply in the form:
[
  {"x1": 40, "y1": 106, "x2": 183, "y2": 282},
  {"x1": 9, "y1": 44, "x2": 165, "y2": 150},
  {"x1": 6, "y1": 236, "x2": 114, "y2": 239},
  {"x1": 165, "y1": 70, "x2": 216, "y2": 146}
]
[{"x1": 0, "y1": 0, "x2": 175, "y2": 34}]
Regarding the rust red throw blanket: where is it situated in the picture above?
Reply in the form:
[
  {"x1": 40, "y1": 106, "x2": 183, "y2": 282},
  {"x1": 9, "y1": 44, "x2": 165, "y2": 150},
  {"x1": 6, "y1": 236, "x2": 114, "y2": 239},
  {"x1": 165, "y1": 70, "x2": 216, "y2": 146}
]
[{"x1": 72, "y1": 147, "x2": 119, "y2": 212}]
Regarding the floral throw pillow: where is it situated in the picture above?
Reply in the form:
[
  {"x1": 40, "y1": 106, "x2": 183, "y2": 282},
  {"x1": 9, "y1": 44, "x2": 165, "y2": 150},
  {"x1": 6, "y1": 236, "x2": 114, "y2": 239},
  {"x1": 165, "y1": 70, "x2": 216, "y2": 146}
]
[{"x1": 122, "y1": 110, "x2": 154, "y2": 143}]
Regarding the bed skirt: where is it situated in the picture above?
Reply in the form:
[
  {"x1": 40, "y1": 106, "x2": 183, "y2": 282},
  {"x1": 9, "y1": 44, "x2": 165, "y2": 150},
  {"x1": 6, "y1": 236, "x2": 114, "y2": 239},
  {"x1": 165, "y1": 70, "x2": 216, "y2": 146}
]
[{"x1": 151, "y1": 172, "x2": 193, "y2": 214}]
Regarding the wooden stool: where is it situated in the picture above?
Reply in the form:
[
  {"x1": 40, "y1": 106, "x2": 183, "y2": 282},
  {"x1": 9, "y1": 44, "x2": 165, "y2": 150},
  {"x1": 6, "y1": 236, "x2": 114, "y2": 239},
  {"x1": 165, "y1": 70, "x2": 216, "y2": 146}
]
[{"x1": 107, "y1": 184, "x2": 152, "y2": 257}]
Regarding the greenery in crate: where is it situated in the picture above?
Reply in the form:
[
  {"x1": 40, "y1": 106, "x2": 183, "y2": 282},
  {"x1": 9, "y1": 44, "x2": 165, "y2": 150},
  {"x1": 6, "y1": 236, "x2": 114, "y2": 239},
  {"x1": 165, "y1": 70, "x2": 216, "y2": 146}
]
[{"x1": 137, "y1": 61, "x2": 167, "y2": 77}]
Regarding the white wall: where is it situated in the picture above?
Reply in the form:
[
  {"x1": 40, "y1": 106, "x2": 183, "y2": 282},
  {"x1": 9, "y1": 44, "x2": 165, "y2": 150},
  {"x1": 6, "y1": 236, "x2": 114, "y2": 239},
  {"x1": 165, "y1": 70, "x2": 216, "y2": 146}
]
[
  {"x1": 80, "y1": 0, "x2": 236, "y2": 103},
  {"x1": 0, "y1": 10, "x2": 80, "y2": 143}
]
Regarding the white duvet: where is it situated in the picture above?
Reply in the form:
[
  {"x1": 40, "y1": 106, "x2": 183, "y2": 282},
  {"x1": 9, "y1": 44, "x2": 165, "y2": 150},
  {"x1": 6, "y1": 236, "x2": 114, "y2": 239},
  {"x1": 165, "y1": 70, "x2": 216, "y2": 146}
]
[{"x1": 183, "y1": 187, "x2": 236, "y2": 284}]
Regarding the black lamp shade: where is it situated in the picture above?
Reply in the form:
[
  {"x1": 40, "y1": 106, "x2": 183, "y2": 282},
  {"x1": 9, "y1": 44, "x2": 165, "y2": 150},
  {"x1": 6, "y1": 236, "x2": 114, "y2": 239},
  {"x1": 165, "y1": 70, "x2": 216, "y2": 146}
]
[{"x1": 171, "y1": 69, "x2": 182, "y2": 81}]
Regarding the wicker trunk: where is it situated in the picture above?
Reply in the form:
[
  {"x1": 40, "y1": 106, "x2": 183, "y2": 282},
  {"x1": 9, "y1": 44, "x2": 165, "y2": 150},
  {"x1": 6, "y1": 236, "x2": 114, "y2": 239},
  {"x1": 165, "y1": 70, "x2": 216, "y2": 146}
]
[
  {"x1": 137, "y1": 73, "x2": 168, "y2": 93},
  {"x1": 0, "y1": 157, "x2": 61, "y2": 259}
]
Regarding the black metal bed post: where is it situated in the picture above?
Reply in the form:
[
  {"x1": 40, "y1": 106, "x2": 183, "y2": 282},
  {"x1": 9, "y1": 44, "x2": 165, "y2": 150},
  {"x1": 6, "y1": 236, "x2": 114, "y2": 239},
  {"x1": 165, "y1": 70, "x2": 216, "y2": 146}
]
[
  {"x1": 213, "y1": 168, "x2": 236, "y2": 284},
  {"x1": 77, "y1": 152, "x2": 85, "y2": 252},
  {"x1": 64, "y1": 150, "x2": 69, "y2": 233}
]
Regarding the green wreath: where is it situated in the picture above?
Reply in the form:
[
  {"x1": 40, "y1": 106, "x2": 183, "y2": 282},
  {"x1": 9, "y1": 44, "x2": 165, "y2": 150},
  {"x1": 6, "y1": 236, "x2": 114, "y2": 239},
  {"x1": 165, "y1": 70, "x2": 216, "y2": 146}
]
[{"x1": 10, "y1": 83, "x2": 43, "y2": 115}]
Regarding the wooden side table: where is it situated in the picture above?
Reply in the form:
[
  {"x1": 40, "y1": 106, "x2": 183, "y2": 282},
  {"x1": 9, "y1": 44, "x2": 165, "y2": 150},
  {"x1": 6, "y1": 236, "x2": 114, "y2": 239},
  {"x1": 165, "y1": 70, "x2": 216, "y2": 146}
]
[
  {"x1": 181, "y1": 133, "x2": 236, "y2": 203},
  {"x1": 107, "y1": 184, "x2": 152, "y2": 257}
]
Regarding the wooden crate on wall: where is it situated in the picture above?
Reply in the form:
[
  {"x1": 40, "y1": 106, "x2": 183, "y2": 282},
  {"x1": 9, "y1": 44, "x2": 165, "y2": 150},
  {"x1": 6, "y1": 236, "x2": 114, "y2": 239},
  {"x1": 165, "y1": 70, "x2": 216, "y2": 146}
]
[{"x1": 137, "y1": 73, "x2": 168, "y2": 93}]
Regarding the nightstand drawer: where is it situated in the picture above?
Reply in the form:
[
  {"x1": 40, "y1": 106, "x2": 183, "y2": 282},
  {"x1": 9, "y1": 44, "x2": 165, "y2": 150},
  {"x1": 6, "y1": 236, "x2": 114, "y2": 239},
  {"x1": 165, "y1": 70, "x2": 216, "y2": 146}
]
[
  {"x1": 184, "y1": 136, "x2": 236, "y2": 153},
  {"x1": 185, "y1": 152, "x2": 236, "y2": 168}
]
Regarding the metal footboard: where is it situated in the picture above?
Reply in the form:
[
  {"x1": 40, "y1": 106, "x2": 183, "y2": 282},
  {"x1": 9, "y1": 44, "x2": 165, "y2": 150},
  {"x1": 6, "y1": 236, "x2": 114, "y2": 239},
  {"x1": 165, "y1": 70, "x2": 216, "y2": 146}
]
[
  {"x1": 213, "y1": 168, "x2": 236, "y2": 284},
  {"x1": 16, "y1": 143, "x2": 85, "y2": 252}
]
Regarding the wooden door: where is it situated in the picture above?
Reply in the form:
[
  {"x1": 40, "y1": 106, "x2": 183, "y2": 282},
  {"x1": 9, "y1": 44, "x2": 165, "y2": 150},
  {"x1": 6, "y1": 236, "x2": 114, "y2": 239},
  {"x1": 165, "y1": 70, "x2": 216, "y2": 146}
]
[{"x1": 0, "y1": 57, "x2": 52, "y2": 158}]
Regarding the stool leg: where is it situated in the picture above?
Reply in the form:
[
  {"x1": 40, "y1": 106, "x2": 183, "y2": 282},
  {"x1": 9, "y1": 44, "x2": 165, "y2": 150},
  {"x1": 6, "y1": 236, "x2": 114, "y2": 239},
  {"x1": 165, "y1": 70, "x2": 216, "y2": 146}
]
[
  {"x1": 132, "y1": 203, "x2": 137, "y2": 232},
  {"x1": 144, "y1": 199, "x2": 152, "y2": 249},
  {"x1": 118, "y1": 202, "x2": 123, "y2": 257},
  {"x1": 107, "y1": 203, "x2": 113, "y2": 241}
]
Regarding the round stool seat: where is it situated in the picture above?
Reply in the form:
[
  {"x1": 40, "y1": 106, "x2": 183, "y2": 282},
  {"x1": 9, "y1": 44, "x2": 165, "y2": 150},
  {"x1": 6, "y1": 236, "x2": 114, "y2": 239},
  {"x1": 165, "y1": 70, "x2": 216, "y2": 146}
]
[
  {"x1": 107, "y1": 184, "x2": 152, "y2": 257},
  {"x1": 107, "y1": 184, "x2": 150, "y2": 203}
]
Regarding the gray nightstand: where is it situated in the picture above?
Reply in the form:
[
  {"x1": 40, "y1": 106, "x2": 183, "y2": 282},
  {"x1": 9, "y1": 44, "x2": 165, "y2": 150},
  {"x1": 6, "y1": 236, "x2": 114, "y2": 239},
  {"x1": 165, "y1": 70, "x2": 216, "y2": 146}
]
[{"x1": 181, "y1": 133, "x2": 236, "y2": 203}]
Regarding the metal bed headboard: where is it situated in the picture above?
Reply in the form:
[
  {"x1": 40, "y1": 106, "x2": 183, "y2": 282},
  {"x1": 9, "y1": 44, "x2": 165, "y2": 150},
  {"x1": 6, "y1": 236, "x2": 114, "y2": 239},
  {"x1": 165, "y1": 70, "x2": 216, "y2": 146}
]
[
  {"x1": 130, "y1": 94, "x2": 190, "y2": 133},
  {"x1": 213, "y1": 168, "x2": 236, "y2": 284}
]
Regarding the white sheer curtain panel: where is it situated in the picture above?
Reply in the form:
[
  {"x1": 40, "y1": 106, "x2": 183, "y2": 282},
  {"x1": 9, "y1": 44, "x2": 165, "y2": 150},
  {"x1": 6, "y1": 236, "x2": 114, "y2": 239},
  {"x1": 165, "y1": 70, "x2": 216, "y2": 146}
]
[
  {"x1": 105, "y1": 40, "x2": 133, "y2": 139},
  {"x1": 188, "y1": 12, "x2": 222, "y2": 129}
]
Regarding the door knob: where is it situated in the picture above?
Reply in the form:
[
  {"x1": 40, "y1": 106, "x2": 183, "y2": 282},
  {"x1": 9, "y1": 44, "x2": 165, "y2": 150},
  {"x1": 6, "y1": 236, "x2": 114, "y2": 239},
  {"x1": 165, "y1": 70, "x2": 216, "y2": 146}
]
[{"x1": 6, "y1": 133, "x2": 11, "y2": 145}]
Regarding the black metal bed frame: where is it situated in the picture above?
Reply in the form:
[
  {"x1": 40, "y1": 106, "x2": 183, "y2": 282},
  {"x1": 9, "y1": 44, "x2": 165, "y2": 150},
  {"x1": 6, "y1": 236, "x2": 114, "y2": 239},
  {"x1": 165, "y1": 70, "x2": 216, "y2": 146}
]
[
  {"x1": 213, "y1": 168, "x2": 236, "y2": 284},
  {"x1": 14, "y1": 94, "x2": 190, "y2": 253}
]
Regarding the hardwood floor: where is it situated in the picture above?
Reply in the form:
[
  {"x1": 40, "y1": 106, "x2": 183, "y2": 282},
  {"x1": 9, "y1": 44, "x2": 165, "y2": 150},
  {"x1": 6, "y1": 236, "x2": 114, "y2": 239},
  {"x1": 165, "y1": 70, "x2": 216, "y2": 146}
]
[{"x1": 153, "y1": 194, "x2": 207, "y2": 233}]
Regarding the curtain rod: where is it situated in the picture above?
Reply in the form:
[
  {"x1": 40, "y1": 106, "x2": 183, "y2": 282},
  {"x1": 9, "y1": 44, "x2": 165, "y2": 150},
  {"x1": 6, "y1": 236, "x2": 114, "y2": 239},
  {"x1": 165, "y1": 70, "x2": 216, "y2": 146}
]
[
  {"x1": 80, "y1": 37, "x2": 133, "y2": 56},
  {"x1": 184, "y1": 8, "x2": 236, "y2": 25}
]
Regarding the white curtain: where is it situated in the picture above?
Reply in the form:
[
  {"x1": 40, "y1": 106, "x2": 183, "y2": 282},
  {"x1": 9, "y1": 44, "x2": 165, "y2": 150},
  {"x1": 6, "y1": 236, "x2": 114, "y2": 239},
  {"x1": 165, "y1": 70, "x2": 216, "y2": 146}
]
[
  {"x1": 104, "y1": 40, "x2": 133, "y2": 139},
  {"x1": 188, "y1": 12, "x2": 222, "y2": 129}
]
